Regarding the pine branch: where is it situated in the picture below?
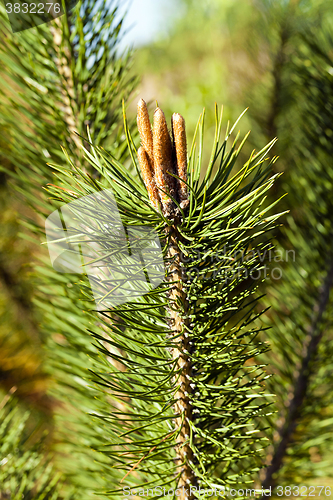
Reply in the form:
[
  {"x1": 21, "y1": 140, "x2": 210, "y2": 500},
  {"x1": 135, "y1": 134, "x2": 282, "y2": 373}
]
[
  {"x1": 137, "y1": 99, "x2": 196, "y2": 492},
  {"x1": 43, "y1": 99, "x2": 283, "y2": 494}
]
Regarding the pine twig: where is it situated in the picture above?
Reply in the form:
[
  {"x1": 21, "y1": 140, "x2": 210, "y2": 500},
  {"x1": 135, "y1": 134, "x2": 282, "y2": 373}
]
[
  {"x1": 137, "y1": 100, "x2": 196, "y2": 497},
  {"x1": 266, "y1": 24, "x2": 290, "y2": 141}
]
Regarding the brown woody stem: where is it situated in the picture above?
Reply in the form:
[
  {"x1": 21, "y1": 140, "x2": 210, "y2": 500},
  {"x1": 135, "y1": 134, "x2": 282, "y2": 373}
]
[{"x1": 166, "y1": 226, "x2": 197, "y2": 498}]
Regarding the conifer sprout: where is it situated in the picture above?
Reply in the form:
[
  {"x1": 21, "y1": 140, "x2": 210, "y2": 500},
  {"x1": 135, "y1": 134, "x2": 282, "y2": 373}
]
[
  {"x1": 172, "y1": 112, "x2": 189, "y2": 209},
  {"x1": 137, "y1": 146, "x2": 161, "y2": 211},
  {"x1": 137, "y1": 98, "x2": 154, "y2": 167},
  {"x1": 152, "y1": 107, "x2": 177, "y2": 215}
]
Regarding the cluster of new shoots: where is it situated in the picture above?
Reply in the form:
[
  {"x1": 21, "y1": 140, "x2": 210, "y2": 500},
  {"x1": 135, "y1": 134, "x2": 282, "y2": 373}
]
[{"x1": 137, "y1": 99, "x2": 189, "y2": 217}]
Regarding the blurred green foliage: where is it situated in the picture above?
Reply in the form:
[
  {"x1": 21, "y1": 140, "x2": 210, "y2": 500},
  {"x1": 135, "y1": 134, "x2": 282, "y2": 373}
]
[
  {"x1": 2, "y1": 0, "x2": 333, "y2": 496},
  {"x1": 133, "y1": 0, "x2": 330, "y2": 163},
  {"x1": 0, "y1": 0, "x2": 136, "y2": 496}
]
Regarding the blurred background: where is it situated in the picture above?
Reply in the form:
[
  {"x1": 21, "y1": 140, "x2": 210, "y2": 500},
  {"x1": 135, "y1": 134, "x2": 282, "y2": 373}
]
[{"x1": 1, "y1": 0, "x2": 333, "y2": 497}]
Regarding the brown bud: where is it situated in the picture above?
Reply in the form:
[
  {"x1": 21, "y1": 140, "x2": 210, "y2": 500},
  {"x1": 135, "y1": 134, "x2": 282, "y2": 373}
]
[
  {"x1": 137, "y1": 147, "x2": 160, "y2": 211},
  {"x1": 137, "y1": 99, "x2": 154, "y2": 169},
  {"x1": 153, "y1": 107, "x2": 175, "y2": 215},
  {"x1": 172, "y1": 113, "x2": 188, "y2": 206}
]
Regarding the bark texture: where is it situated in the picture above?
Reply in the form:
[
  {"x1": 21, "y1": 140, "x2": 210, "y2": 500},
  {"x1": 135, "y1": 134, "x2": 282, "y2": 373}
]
[{"x1": 166, "y1": 225, "x2": 196, "y2": 497}]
